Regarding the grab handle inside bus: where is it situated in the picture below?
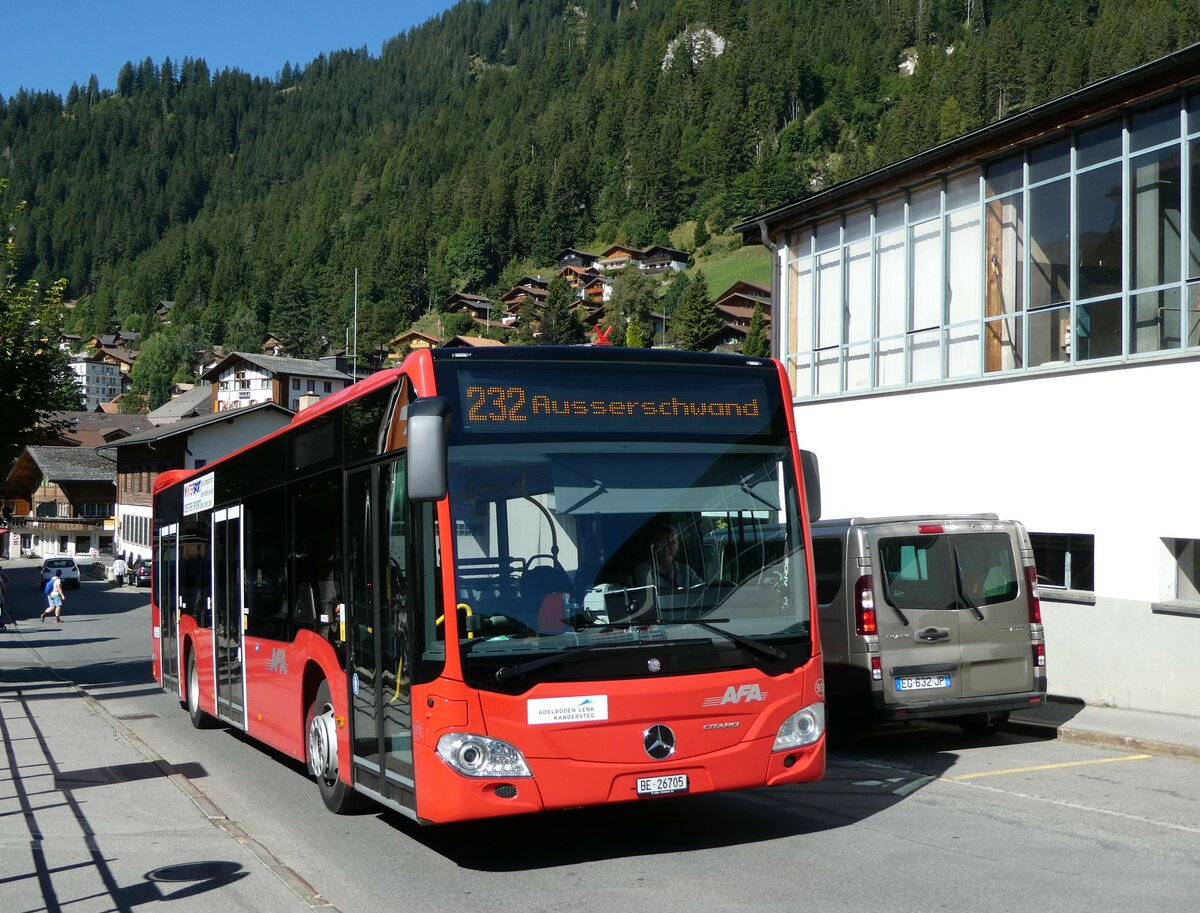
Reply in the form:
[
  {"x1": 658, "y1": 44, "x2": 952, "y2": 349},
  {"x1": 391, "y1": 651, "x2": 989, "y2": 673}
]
[
  {"x1": 408, "y1": 396, "x2": 451, "y2": 502},
  {"x1": 800, "y1": 449, "x2": 821, "y2": 522}
]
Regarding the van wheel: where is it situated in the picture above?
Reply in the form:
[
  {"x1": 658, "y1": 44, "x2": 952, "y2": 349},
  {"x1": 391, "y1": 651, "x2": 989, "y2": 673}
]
[
  {"x1": 305, "y1": 680, "x2": 361, "y2": 814},
  {"x1": 185, "y1": 651, "x2": 214, "y2": 729},
  {"x1": 958, "y1": 711, "x2": 1009, "y2": 736}
]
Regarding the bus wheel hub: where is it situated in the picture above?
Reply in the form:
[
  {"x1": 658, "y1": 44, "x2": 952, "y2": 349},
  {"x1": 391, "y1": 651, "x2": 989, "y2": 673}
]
[{"x1": 308, "y1": 706, "x2": 338, "y2": 780}]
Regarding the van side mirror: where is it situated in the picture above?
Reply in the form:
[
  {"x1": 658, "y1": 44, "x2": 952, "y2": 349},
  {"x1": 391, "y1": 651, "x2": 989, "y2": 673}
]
[
  {"x1": 407, "y1": 396, "x2": 451, "y2": 502},
  {"x1": 800, "y1": 449, "x2": 821, "y2": 522}
]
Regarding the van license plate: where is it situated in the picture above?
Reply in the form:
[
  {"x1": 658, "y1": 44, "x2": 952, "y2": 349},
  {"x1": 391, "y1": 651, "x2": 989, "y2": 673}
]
[
  {"x1": 895, "y1": 674, "x2": 952, "y2": 691},
  {"x1": 636, "y1": 774, "x2": 688, "y2": 796}
]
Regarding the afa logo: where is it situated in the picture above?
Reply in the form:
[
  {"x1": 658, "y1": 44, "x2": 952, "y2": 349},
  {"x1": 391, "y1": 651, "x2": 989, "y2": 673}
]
[
  {"x1": 266, "y1": 648, "x2": 289, "y2": 674},
  {"x1": 702, "y1": 683, "x2": 767, "y2": 707}
]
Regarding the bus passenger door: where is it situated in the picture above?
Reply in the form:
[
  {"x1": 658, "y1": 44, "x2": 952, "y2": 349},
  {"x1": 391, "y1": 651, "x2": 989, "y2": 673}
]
[
  {"x1": 158, "y1": 524, "x2": 180, "y2": 690},
  {"x1": 212, "y1": 506, "x2": 246, "y2": 728},
  {"x1": 345, "y1": 459, "x2": 415, "y2": 813}
]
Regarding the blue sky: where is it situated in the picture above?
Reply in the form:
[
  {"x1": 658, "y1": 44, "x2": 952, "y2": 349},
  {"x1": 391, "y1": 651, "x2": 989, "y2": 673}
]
[{"x1": 1, "y1": 1, "x2": 457, "y2": 99}]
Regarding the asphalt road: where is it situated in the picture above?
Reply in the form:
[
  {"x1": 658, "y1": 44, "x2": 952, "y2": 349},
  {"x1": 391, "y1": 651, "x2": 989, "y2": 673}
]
[{"x1": 5, "y1": 559, "x2": 1200, "y2": 913}]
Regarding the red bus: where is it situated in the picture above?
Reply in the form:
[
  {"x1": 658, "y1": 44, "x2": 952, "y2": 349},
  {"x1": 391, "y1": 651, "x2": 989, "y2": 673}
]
[{"x1": 150, "y1": 346, "x2": 826, "y2": 824}]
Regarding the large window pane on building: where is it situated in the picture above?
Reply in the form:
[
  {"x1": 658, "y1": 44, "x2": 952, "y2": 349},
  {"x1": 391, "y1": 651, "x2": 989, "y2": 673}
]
[
  {"x1": 910, "y1": 218, "x2": 942, "y2": 330},
  {"x1": 790, "y1": 355, "x2": 813, "y2": 398},
  {"x1": 1191, "y1": 139, "x2": 1200, "y2": 279},
  {"x1": 985, "y1": 195, "x2": 1023, "y2": 371},
  {"x1": 946, "y1": 169, "x2": 980, "y2": 211},
  {"x1": 1190, "y1": 283, "x2": 1200, "y2": 346},
  {"x1": 945, "y1": 324, "x2": 981, "y2": 378},
  {"x1": 947, "y1": 208, "x2": 982, "y2": 322},
  {"x1": 1130, "y1": 287, "x2": 1181, "y2": 354},
  {"x1": 1028, "y1": 304, "x2": 1071, "y2": 367},
  {"x1": 816, "y1": 348, "x2": 840, "y2": 395},
  {"x1": 1029, "y1": 178, "x2": 1071, "y2": 308},
  {"x1": 787, "y1": 250, "x2": 813, "y2": 353},
  {"x1": 1078, "y1": 119, "x2": 1121, "y2": 169},
  {"x1": 876, "y1": 226, "x2": 906, "y2": 337},
  {"x1": 908, "y1": 328, "x2": 940, "y2": 383},
  {"x1": 984, "y1": 315, "x2": 1023, "y2": 373},
  {"x1": 1130, "y1": 100, "x2": 1180, "y2": 153},
  {"x1": 986, "y1": 153, "x2": 1023, "y2": 198},
  {"x1": 816, "y1": 249, "x2": 842, "y2": 349},
  {"x1": 910, "y1": 182, "x2": 940, "y2": 222},
  {"x1": 1029, "y1": 138, "x2": 1070, "y2": 184},
  {"x1": 875, "y1": 337, "x2": 904, "y2": 388},
  {"x1": 846, "y1": 238, "x2": 872, "y2": 343},
  {"x1": 1131, "y1": 145, "x2": 1182, "y2": 291},
  {"x1": 1077, "y1": 163, "x2": 1123, "y2": 299},
  {"x1": 1076, "y1": 296, "x2": 1122, "y2": 360},
  {"x1": 844, "y1": 342, "x2": 871, "y2": 391}
]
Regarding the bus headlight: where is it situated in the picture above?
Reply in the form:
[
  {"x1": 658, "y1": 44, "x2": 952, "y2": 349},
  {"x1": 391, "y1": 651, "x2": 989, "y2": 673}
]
[
  {"x1": 773, "y1": 702, "x2": 825, "y2": 750},
  {"x1": 436, "y1": 733, "x2": 533, "y2": 778}
]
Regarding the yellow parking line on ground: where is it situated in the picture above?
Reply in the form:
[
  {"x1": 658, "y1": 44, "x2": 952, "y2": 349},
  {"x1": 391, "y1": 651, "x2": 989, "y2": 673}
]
[{"x1": 946, "y1": 754, "x2": 1152, "y2": 781}]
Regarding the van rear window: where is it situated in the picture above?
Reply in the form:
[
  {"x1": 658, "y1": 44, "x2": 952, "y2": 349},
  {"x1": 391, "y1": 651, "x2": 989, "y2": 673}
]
[{"x1": 879, "y1": 532, "x2": 1018, "y2": 610}]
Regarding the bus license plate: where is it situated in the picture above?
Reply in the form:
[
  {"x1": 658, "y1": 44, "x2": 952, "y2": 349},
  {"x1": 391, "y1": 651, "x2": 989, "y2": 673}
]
[
  {"x1": 896, "y1": 674, "x2": 952, "y2": 691},
  {"x1": 636, "y1": 774, "x2": 688, "y2": 796}
]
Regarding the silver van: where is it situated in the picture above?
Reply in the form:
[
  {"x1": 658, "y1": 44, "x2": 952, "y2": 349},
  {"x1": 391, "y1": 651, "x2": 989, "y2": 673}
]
[{"x1": 811, "y1": 515, "x2": 1046, "y2": 733}]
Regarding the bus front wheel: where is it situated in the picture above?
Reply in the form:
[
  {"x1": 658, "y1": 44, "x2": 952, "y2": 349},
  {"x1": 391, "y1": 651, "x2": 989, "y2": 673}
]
[{"x1": 306, "y1": 680, "x2": 359, "y2": 814}]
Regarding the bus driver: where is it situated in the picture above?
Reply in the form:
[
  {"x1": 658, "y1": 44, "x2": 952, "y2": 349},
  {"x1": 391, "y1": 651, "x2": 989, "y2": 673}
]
[{"x1": 636, "y1": 524, "x2": 701, "y2": 593}]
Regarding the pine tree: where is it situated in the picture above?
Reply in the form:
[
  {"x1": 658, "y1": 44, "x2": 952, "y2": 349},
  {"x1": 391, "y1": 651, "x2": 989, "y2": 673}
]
[
  {"x1": 676, "y1": 270, "x2": 720, "y2": 351},
  {"x1": 537, "y1": 277, "x2": 584, "y2": 345},
  {"x1": 742, "y1": 303, "x2": 770, "y2": 357}
]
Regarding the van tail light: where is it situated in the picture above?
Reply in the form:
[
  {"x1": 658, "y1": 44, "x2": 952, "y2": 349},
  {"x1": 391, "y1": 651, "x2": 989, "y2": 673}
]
[
  {"x1": 870, "y1": 655, "x2": 882, "y2": 681},
  {"x1": 1023, "y1": 567, "x2": 1042, "y2": 624},
  {"x1": 854, "y1": 575, "x2": 877, "y2": 636},
  {"x1": 1032, "y1": 643, "x2": 1046, "y2": 668}
]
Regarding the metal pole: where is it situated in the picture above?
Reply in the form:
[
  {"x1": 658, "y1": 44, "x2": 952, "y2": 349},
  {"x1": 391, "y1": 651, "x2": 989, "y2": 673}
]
[{"x1": 352, "y1": 268, "x2": 358, "y2": 382}]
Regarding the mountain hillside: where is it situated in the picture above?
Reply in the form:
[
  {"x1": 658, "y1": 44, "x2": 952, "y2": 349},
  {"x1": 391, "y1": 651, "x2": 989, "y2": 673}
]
[{"x1": 2, "y1": 0, "x2": 1196, "y2": 360}]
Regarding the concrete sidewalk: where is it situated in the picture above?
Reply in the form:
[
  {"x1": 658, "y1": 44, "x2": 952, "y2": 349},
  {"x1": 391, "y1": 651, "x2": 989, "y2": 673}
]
[
  {"x1": 0, "y1": 629, "x2": 333, "y2": 913},
  {"x1": 1009, "y1": 697, "x2": 1200, "y2": 762}
]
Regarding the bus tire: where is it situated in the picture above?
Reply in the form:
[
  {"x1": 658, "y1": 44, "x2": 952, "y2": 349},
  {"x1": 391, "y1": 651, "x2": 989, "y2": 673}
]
[
  {"x1": 306, "y1": 680, "x2": 360, "y2": 814},
  {"x1": 185, "y1": 650, "x2": 214, "y2": 730}
]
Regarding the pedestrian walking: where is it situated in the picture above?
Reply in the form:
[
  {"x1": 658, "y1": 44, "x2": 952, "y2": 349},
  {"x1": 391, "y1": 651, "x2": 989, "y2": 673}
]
[
  {"x1": 0, "y1": 564, "x2": 12, "y2": 631},
  {"x1": 112, "y1": 555, "x2": 127, "y2": 588},
  {"x1": 41, "y1": 570, "x2": 66, "y2": 623}
]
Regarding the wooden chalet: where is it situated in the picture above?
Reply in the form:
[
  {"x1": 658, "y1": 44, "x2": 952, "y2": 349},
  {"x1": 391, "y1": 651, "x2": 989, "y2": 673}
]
[
  {"x1": 596, "y1": 244, "x2": 645, "y2": 272},
  {"x1": 641, "y1": 245, "x2": 690, "y2": 274},
  {"x1": 555, "y1": 247, "x2": 600, "y2": 270}
]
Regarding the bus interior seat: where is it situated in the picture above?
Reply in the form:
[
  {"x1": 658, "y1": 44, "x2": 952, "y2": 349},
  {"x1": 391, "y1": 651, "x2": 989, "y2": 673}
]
[{"x1": 519, "y1": 564, "x2": 573, "y2": 634}]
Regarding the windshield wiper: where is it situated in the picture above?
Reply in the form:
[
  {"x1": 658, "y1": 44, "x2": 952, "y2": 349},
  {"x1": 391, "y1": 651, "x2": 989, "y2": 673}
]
[
  {"x1": 495, "y1": 638, "x2": 626, "y2": 683},
  {"x1": 952, "y1": 547, "x2": 986, "y2": 620},
  {"x1": 876, "y1": 575, "x2": 911, "y2": 626},
  {"x1": 653, "y1": 618, "x2": 789, "y2": 663}
]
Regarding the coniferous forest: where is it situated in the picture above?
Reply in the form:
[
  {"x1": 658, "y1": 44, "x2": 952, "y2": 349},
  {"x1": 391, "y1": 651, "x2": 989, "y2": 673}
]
[{"x1": 2, "y1": 0, "x2": 1197, "y2": 366}]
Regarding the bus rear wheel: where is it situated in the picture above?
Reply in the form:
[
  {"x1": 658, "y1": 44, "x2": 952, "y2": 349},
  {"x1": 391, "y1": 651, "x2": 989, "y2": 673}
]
[
  {"x1": 306, "y1": 680, "x2": 360, "y2": 814},
  {"x1": 185, "y1": 651, "x2": 214, "y2": 729}
]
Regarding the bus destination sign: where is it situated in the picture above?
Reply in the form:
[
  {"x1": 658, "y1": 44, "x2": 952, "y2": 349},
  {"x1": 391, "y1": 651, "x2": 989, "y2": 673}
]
[{"x1": 451, "y1": 366, "x2": 777, "y2": 436}]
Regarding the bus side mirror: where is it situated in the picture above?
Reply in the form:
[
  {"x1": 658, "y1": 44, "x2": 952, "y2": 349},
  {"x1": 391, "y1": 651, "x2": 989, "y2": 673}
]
[
  {"x1": 800, "y1": 449, "x2": 821, "y2": 522},
  {"x1": 407, "y1": 396, "x2": 451, "y2": 502}
]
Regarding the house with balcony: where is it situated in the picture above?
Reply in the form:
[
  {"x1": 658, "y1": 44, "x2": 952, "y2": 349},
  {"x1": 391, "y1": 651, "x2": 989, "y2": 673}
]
[
  {"x1": 2, "y1": 446, "x2": 117, "y2": 558},
  {"x1": 201, "y1": 352, "x2": 351, "y2": 415}
]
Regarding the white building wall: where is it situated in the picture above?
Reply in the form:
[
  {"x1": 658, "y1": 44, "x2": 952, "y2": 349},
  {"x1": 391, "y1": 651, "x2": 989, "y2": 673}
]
[
  {"x1": 186, "y1": 411, "x2": 292, "y2": 468},
  {"x1": 797, "y1": 357, "x2": 1200, "y2": 715}
]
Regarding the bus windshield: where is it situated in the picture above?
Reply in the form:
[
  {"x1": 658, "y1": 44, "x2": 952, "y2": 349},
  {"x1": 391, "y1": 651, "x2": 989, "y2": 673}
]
[{"x1": 448, "y1": 439, "x2": 811, "y2": 691}]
